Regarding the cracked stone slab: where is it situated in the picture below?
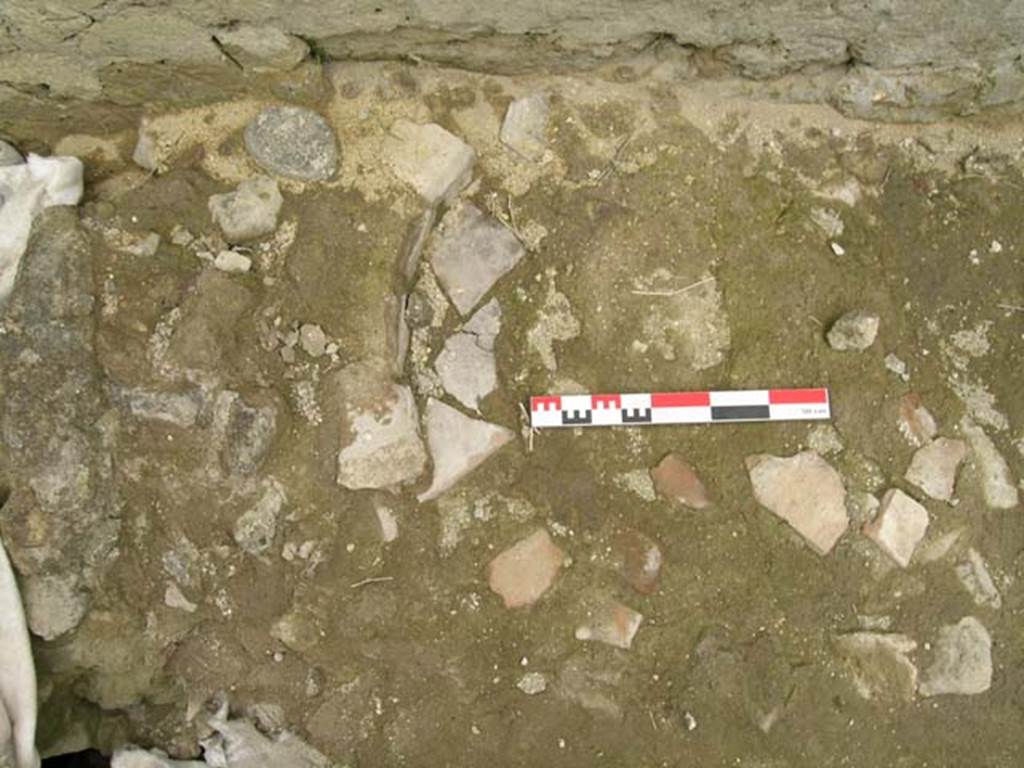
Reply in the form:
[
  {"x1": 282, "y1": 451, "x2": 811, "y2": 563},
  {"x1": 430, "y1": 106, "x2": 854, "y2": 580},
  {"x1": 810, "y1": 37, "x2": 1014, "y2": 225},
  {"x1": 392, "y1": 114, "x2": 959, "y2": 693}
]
[
  {"x1": 417, "y1": 398, "x2": 514, "y2": 502},
  {"x1": 863, "y1": 489, "x2": 929, "y2": 568},
  {"x1": 500, "y1": 93, "x2": 549, "y2": 161},
  {"x1": 746, "y1": 451, "x2": 848, "y2": 555},
  {"x1": 428, "y1": 203, "x2": 525, "y2": 316}
]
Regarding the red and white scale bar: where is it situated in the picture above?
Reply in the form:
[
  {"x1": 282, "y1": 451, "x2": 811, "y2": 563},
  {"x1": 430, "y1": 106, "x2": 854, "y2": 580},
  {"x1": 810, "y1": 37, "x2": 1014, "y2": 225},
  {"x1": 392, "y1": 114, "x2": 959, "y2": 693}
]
[{"x1": 529, "y1": 388, "x2": 830, "y2": 429}]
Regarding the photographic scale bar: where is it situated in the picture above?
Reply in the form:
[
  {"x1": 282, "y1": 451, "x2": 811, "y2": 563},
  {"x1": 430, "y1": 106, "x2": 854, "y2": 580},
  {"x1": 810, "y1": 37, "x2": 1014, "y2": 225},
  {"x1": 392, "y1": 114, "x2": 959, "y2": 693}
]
[{"x1": 529, "y1": 388, "x2": 830, "y2": 429}]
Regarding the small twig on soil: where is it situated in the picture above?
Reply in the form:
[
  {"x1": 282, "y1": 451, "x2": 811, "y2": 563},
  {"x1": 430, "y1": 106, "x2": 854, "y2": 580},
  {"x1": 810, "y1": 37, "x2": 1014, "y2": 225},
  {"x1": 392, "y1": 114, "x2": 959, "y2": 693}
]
[
  {"x1": 350, "y1": 576, "x2": 394, "y2": 589},
  {"x1": 808, "y1": 315, "x2": 824, "y2": 327},
  {"x1": 630, "y1": 276, "x2": 713, "y2": 297},
  {"x1": 997, "y1": 303, "x2": 1024, "y2": 313}
]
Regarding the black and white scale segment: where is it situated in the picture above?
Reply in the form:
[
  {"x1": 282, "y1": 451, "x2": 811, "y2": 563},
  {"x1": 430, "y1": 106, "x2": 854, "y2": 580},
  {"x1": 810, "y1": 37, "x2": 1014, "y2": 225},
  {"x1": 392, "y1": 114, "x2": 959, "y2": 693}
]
[{"x1": 529, "y1": 388, "x2": 830, "y2": 429}]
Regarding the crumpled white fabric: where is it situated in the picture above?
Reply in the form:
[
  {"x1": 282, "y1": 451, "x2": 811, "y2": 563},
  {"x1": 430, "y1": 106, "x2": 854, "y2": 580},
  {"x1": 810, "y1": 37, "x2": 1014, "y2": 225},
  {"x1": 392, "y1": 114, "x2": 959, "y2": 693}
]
[
  {"x1": 0, "y1": 536, "x2": 39, "y2": 768},
  {"x1": 0, "y1": 153, "x2": 84, "y2": 304}
]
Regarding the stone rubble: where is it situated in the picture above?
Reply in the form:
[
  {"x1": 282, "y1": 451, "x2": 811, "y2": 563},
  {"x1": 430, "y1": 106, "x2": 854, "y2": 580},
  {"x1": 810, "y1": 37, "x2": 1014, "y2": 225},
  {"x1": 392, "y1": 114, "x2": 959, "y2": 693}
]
[
  {"x1": 385, "y1": 120, "x2": 476, "y2": 205},
  {"x1": 746, "y1": 451, "x2": 849, "y2": 555},
  {"x1": 417, "y1": 398, "x2": 514, "y2": 502},
  {"x1": 904, "y1": 437, "x2": 966, "y2": 502},
  {"x1": 0, "y1": 139, "x2": 23, "y2": 166},
  {"x1": 500, "y1": 93, "x2": 550, "y2": 161},
  {"x1": 575, "y1": 599, "x2": 644, "y2": 650},
  {"x1": 244, "y1": 106, "x2": 339, "y2": 181},
  {"x1": 898, "y1": 392, "x2": 938, "y2": 446},
  {"x1": 955, "y1": 548, "x2": 1002, "y2": 609},
  {"x1": 233, "y1": 479, "x2": 286, "y2": 556},
  {"x1": 208, "y1": 176, "x2": 283, "y2": 242},
  {"x1": 298, "y1": 323, "x2": 327, "y2": 357},
  {"x1": 834, "y1": 632, "x2": 918, "y2": 701},
  {"x1": 807, "y1": 423, "x2": 845, "y2": 456},
  {"x1": 863, "y1": 489, "x2": 929, "y2": 568},
  {"x1": 826, "y1": 310, "x2": 880, "y2": 351},
  {"x1": 517, "y1": 671, "x2": 548, "y2": 695},
  {"x1": 428, "y1": 203, "x2": 525, "y2": 316},
  {"x1": 919, "y1": 617, "x2": 993, "y2": 696},
  {"x1": 213, "y1": 250, "x2": 253, "y2": 274},
  {"x1": 334, "y1": 362, "x2": 428, "y2": 491},
  {"x1": 960, "y1": 418, "x2": 1019, "y2": 509},
  {"x1": 486, "y1": 528, "x2": 564, "y2": 608},
  {"x1": 650, "y1": 453, "x2": 711, "y2": 509}
]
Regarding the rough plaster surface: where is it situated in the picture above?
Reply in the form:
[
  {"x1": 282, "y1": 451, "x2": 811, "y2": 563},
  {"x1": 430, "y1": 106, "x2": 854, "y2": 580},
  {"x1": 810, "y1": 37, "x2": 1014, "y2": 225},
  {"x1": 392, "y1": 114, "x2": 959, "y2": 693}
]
[{"x1": 1, "y1": 1, "x2": 1023, "y2": 120}]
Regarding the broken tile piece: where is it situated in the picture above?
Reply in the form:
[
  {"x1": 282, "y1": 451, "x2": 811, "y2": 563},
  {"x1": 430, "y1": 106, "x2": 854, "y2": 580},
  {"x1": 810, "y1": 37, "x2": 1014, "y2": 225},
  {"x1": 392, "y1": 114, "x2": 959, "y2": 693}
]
[
  {"x1": 746, "y1": 451, "x2": 849, "y2": 555},
  {"x1": 417, "y1": 399, "x2": 514, "y2": 502},
  {"x1": 575, "y1": 599, "x2": 643, "y2": 650},
  {"x1": 500, "y1": 93, "x2": 549, "y2": 161},
  {"x1": 486, "y1": 529, "x2": 564, "y2": 608},
  {"x1": 898, "y1": 392, "x2": 937, "y2": 446},
  {"x1": 863, "y1": 489, "x2": 929, "y2": 568},
  {"x1": 612, "y1": 529, "x2": 663, "y2": 595},
  {"x1": 434, "y1": 332, "x2": 497, "y2": 411},
  {"x1": 960, "y1": 418, "x2": 1019, "y2": 509},
  {"x1": 428, "y1": 203, "x2": 525, "y2": 316},
  {"x1": 834, "y1": 632, "x2": 918, "y2": 702},
  {"x1": 385, "y1": 120, "x2": 476, "y2": 204},
  {"x1": 919, "y1": 616, "x2": 992, "y2": 696},
  {"x1": 904, "y1": 437, "x2": 966, "y2": 502},
  {"x1": 650, "y1": 453, "x2": 711, "y2": 509}
]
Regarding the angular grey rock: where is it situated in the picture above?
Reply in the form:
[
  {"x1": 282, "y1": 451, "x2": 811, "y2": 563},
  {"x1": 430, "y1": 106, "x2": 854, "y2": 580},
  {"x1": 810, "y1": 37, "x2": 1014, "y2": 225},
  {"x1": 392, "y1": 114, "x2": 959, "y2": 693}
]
[
  {"x1": 215, "y1": 25, "x2": 309, "y2": 71},
  {"x1": 418, "y1": 398, "x2": 514, "y2": 502},
  {"x1": 221, "y1": 396, "x2": 278, "y2": 475},
  {"x1": 960, "y1": 418, "x2": 1019, "y2": 509},
  {"x1": 204, "y1": 705, "x2": 332, "y2": 768},
  {"x1": 500, "y1": 93, "x2": 549, "y2": 161},
  {"x1": 299, "y1": 323, "x2": 327, "y2": 357},
  {"x1": 434, "y1": 332, "x2": 497, "y2": 411},
  {"x1": 244, "y1": 106, "x2": 339, "y2": 182},
  {"x1": 905, "y1": 437, "x2": 966, "y2": 502},
  {"x1": 335, "y1": 362, "x2": 427, "y2": 490},
  {"x1": 746, "y1": 451, "x2": 849, "y2": 555},
  {"x1": 234, "y1": 480, "x2": 286, "y2": 556},
  {"x1": 429, "y1": 203, "x2": 525, "y2": 316},
  {"x1": 955, "y1": 548, "x2": 1002, "y2": 609},
  {"x1": 827, "y1": 310, "x2": 880, "y2": 351},
  {"x1": 517, "y1": 672, "x2": 548, "y2": 695},
  {"x1": 0, "y1": 139, "x2": 23, "y2": 167},
  {"x1": 834, "y1": 632, "x2": 918, "y2": 701},
  {"x1": 114, "y1": 387, "x2": 203, "y2": 428},
  {"x1": 208, "y1": 176, "x2": 283, "y2": 242},
  {"x1": 22, "y1": 572, "x2": 88, "y2": 641},
  {"x1": 863, "y1": 489, "x2": 929, "y2": 568},
  {"x1": 385, "y1": 120, "x2": 475, "y2": 204},
  {"x1": 214, "y1": 250, "x2": 252, "y2": 273},
  {"x1": 132, "y1": 118, "x2": 161, "y2": 172},
  {"x1": 919, "y1": 617, "x2": 992, "y2": 696},
  {"x1": 0, "y1": 209, "x2": 119, "y2": 642}
]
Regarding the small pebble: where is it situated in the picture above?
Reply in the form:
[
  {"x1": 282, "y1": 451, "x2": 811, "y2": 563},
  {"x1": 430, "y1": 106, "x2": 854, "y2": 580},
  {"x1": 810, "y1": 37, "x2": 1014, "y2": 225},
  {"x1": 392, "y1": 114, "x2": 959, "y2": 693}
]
[{"x1": 214, "y1": 250, "x2": 252, "y2": 274}]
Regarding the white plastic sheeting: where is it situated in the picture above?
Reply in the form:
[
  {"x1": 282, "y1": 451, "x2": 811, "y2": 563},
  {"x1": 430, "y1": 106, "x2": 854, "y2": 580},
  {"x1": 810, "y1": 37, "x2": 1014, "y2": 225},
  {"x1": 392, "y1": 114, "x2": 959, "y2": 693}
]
[
  {"x1": 0, "y1": 153, "x2": 84, "y2": 304},
  {"x1": 0, "y1": 536, "x2": 39, "y2": 768}
]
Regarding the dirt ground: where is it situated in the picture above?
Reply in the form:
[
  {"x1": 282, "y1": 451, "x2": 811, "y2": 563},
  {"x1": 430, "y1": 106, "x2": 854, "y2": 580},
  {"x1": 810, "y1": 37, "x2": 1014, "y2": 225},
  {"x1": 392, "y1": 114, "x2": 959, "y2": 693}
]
[{"x1": 2, "y1": 58, "x2": 1023, "y2": 766}]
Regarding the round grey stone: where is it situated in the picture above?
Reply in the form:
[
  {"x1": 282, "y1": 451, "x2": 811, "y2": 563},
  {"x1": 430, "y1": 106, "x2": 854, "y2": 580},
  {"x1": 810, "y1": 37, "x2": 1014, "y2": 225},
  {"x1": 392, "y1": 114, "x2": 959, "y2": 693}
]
[
  {"x1": 0, "y1": 139, "x2": 24, "y2": 167},
  {"x1": 243, "y1": 106, "x2": 338, "y2": 181}
]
